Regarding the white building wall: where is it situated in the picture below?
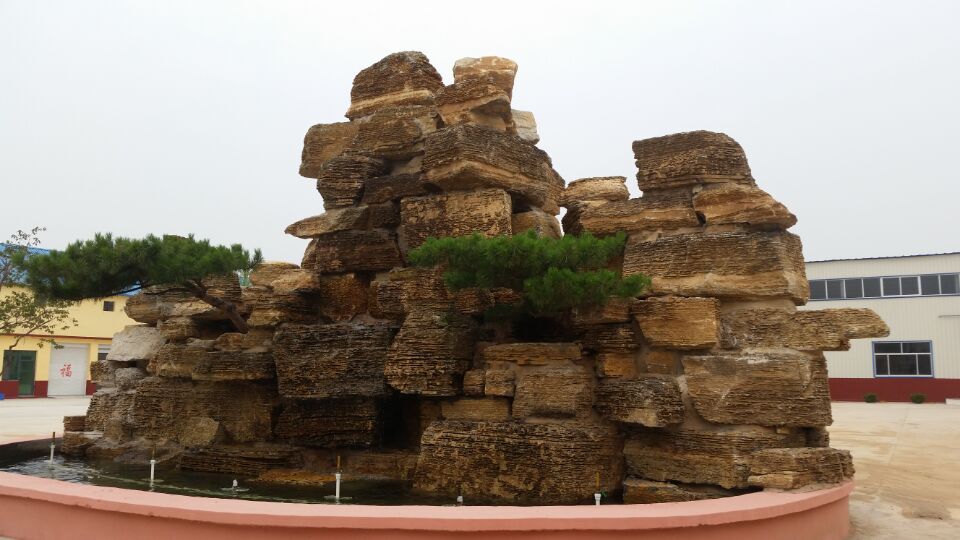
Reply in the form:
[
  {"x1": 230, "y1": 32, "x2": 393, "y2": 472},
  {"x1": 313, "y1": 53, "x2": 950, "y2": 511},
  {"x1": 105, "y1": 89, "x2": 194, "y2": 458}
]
[{"x1": 801, "y1": 253, "x2": 960, "y2": 380}]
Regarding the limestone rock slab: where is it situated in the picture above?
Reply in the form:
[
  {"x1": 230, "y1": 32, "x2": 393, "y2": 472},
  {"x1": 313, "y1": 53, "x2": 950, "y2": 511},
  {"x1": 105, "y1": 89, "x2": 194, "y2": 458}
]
[
  {"x1": 351, "y1": 105, "x2": 439, "y2": 160},
  {"x1": 414, "y1": 421, "x2": 623, "y2": 504},
  {"x1": 385, "y1": 309, "x2": 477, "y2": 396},
  {"x1": 107, "y1": 325, "x2": 165, "y2": 361},
  {"x1": 748, "y1": 448, "x2": 854, "y2": 489},
  {"x1": 482, "y1": 342, "x2": 581, "y2": 366},
  {"x1": 560, "y1": 176, "x2": 629, "y2": 207},
  {"x1": 274, "y1": 398, "x2": 380, "y2": 448},
  {"x1": 316, "y1": 154, "x2": 388, "y2": 209},
  {"x1": 693, "y1": 184, "x2": 796, "y2": 230},
  {"x1": 299, "y1": 121, "x2": 359, "y2": 178},
  {"x1": 719, "y1": 307, "x2": 889, "y2": 351},
  {"x1": 631, "y1": 297, "x2": 719, "y2": 349},
  {"x1": 624, "y1": 427, "x2": 805, "y2": 489},
  {"x1": 309, "y1": 229, "x2": 402, "y2": 274},
  {"x1": 594, "y1": 376, "x2": 684, "y2": 427},
  {"x1": 623, "y1": 231, "x2": 809, "y2": 302},
  {"x1": 441, "y1": 397, "x2": 511, "y2": 421},
  {"x1": 512, "y1": 366, "x2": 592, "y2": 419},
  {"x1": 436, "y1": 79, "x2": 512, "y2": 131},
  {"x1": 511, "y1": 208, "x2": 561, "y2": 239},
  {"x1": 682, "y1": 351, "x2": 832, "y2": 427},
  {"x1": 452, "y1": 56, "x2": 518, "y2": 98},
  {"x1": 622, "y1": 478, "x2": 736, "y2": 504},
  {"x1": 423, "y1": 124, "x2": 563, "y2": 212},
  {"x1": 284, "y1": 206, "x2": 370, "y2": 238},
  {"x1": 179, "y1": 444, "x2": 303, "y2": 476},
  {"x1": 633, "y1": 131, "x2": 753, "y2": 191},
  {"x1": 273, "y1": 323, "x2": 397, "y2": 399},
  {"x1": 346, "y1": 51, "x2": 444, "y2": 120},
  {"x1": 400, "y1": 189, "x2": 512, "y2": 251},
  {"x1": 511, "y1": 110, "x2": 539, "y2": 144}
]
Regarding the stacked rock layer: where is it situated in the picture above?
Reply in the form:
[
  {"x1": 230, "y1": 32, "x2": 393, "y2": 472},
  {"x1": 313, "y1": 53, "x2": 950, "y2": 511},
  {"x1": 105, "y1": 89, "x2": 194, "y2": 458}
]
[{"x1": 66, "y1": 52, "x2": 888, "y2": 505}]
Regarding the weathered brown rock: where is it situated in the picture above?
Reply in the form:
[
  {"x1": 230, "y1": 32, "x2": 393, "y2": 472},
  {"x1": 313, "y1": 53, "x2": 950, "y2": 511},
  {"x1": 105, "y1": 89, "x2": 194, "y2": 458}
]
[
  {"x1": 346, "y1": 51, "x2": 444, "y2": 120},
  {"x1": 513, "y1": 366, "x2": 593, "y2": 419},
  {"x1": 273, "y1": 323, "x2": 397, "y2": 399},
  {"x1": 632, "y1": 297, "x2": 719, "y2": 349},
  {"x1": 423, "y1": 124, "x2": 563, "y2": 212},
  {"x1": 579, "y1": 324, "x2": 640, "y2": 352},
  {"x1": 63, "y1": 415, "x2": 86, "y2": 432},
  {"x1": 131, "y1": 377, "x2": 276, "y2": 443},
  {"x1": 747, "y1": 448, "x2": 854, "y2": 489},
  {"x1": 511, "y1": 110, "x2": 539, "y2": 144},
  {"x1": 595, "y1": 376, "x2": 684, "y2": 426},
  {"x1": 719, "y1": 307, "x2": 889, "y2": 350},
  {"x1": 385, "y1": 309, "x2": 476, "y2": 396},
  {"x1": 179, "y1": 444, "x2": 303, "y2": 476},
  {"x1": 623, "y1": 231, "x2": 809, "y2": 302},
  {"x1": 148, "y1": 343, "x2": 274, "y2": 382},
  {"x1": 482, "y1": 342, "x2": 581, "y2": 366},
  {"x1": 368, "y1": 267, "x2": 453, "y2": 318},
  {"x1": 560, "y1": 176, "x2": 630, "y2": 207},
  {"x1": 400, "y1": 189, "x2": 512, "y2": 251},
  {"x1": 243, "y1": 288, "x2": 317, "y2": 328},
  {"x1": 274, "y1": 398, "x2": 380, "y2": 448},
  {"x1": 61, "y1": 431, "x2": 99, "y2": 456},
  {"x1": 249, "y1": 261, "x2": 300, "y2": 287},
  {"x1": 643, "y1": 350, "x2": 680, "y2": 375},
  {"x1": 178, "y1": 416, "x2": 222, "y2": 448},
  {"x1": 114, "y1": 367, "x2": 148, "y2": 390},
  {"x1": 316, "y1": 154, "x2": 388, "y2": 209},
  {"x1": 436, "y1": 79, "x2": 512, "y2": 131},
  {"x1": 351, "y1": 105, "x2": 440, "y2": 160},
  {"x1": 360, "y1": 173, "x2": 429, "y2": 204},
  {"x1": 368, "y1": 202, "x2": 401, "y2": 229},
  {"x1": 156, "y1": 317, "x2": 205, "y2": 342},
  {"x1": 693, "y1": 184, "x2": 797, "y2": 230},
  {"x1": 624, "y1": 427, "x2": 805, "y2": 489},
  {"x1": 441, "y1": 397, "x2": 511, "y2": 421},
  {"x1": 597, "y1": 352, "x2": 639, "y2": 378},
  {"x1": 310, "y1": 229, "x2": 402, "y2": 273},
  {"x1": 106, "y1": 325, "x2": 165, "y2": 361},
  {"x1": 414, "y1": 421, "x2": 623, "y2": 504},
  {"x1": 511, "y1": 208, "x2": 561, "y2": 239},
  {"x1": 284, "y1": 206, "x2": 370, "y2": 238},
  {"x1": 462, "y1": 369, "x2": 485, "y2": 396},
  {"x1": 452, "y1": 56, "x2": 518, "y2": 98},
  {"x1": 622, "y1": 478, "x2": 737, "y2": 504},
  {"x1": 683, "y1": 352, "x2": 832, "y2": 427},
  {"x1": 571, "y1": 298, "x2": 632, "y2": 326},
  {"x1": 299, "y1": 122, "x2": 359, "y2": 178},
  {"x1": 316, "y1": 273, "x2": 369, "y2": 322},
  {"x1": 633, "y1": 131, "x2": 753, "y2": 191},
  {"x1": 483, "y1": 369, "x2": 516, "y2": 397},
  {"x1": 578, "y1": 190, "x2": 700, "y2": 236}
]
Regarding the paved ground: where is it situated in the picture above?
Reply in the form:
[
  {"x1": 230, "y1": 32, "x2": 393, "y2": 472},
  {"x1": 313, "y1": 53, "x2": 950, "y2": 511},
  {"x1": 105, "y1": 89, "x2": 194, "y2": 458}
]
[
  {"x1": 0, "y1": 396, "x2": 90, "y2": 443},
  {"x1": 1, "y1": 398, "x2": 957, "y2": 538},
  {"x1": 830, "y1": 401, "x2": 960, "y2": 539}
]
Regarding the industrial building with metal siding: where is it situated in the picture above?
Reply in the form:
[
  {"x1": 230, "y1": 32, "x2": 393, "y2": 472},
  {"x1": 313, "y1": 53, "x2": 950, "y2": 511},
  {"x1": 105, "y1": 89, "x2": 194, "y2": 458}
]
[{"x1": 803, "y1": 252, "x2": 960, "y2": 402}]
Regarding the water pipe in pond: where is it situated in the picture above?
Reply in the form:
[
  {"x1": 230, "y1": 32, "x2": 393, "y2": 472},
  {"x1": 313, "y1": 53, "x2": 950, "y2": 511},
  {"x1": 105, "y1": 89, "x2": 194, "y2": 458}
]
[
  {"x1": 335, "y1": 454, "x2": 342, "y2": 504},
  {"x1": 48, "y1": 432, "x2": 55, "y2": 465},
  {"x1": 594, "y1": 472, "x2": 601, "y2": 505},
  {"x1": 149, "y1": 449, "x2": 156, "y2": 486}
]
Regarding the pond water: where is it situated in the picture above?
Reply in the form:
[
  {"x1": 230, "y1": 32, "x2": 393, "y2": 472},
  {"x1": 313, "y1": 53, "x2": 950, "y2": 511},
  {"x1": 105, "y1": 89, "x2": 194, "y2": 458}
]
[{"x1": 0, "y1": 441, "x2": 459, "y2": 506}]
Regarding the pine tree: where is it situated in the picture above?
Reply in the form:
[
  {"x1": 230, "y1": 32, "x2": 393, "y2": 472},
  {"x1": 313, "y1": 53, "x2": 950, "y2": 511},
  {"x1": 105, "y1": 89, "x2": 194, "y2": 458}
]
[
  {"x1": 408, "y1": 231, "x2": 649, "y2": 317},
  {"x1": 15, "y1": 234, "x2": 262, "y2": 333}
]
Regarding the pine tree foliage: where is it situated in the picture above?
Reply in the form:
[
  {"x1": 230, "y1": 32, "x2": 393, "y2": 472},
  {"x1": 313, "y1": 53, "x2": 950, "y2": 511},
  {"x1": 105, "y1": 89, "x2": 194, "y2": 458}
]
[
  {"x1": 408, "y1": 231, "x2": 649, "y2": 316},
  {"x1": 15, "y1": 234, "x2": 262, "y2": 332}
]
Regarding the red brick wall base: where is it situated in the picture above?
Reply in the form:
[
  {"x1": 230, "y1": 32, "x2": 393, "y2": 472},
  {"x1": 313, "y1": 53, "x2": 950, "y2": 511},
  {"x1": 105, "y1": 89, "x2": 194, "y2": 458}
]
[{"x1": 830, "y1": 378, "x2": 960, "y2": 403}]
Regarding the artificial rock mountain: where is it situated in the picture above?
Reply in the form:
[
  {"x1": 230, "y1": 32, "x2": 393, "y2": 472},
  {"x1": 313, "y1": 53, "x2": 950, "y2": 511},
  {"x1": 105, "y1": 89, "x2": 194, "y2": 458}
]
[{"x1": 64, "y1": 51, "x2": 888, "y2": 505}]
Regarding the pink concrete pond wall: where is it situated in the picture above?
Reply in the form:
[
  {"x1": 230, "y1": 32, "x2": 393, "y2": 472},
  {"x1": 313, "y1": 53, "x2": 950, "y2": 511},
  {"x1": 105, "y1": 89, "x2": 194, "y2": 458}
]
[{"x1": 0, "y1": 468, "x2": 852, "y2": 540}]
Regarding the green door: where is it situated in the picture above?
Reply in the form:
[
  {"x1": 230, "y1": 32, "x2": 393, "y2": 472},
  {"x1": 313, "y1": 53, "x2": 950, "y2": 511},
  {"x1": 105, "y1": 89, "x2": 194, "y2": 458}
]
[{"x1": 2, "y1": 350, "x2": 37, "y2": 396}]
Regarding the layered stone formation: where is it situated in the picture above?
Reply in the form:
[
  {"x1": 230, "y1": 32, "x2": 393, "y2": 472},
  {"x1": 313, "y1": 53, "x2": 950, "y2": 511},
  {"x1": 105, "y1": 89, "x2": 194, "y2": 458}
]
[{"x1": 64, "y1": 51, "x2": 888, "y2": 505}]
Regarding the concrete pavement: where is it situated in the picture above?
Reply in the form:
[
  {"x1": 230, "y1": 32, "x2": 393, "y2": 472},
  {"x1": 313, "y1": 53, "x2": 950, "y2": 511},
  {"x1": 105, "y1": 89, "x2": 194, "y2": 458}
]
[{"x1": 0, "y1": 396, "x2": 90, "y2": 443}]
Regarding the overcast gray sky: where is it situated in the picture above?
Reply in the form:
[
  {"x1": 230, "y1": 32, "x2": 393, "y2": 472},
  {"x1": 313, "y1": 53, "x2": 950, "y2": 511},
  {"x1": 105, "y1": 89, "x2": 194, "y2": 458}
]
[{"x1": 1, "y1": 0, "x2": 957, "y2": 263}]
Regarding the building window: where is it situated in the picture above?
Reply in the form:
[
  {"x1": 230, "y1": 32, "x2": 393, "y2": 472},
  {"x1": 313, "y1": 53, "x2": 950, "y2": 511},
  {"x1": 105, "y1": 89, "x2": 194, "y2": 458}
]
[
  {"x1": 809, "y1": 273, "x2": 960, "y2": 300},
  {"x1": 873, "y1": 341, "x2": 933, "y2": 377},
  {"x1": 103, "y1": 301, "x2": 115, "y2": 312},
  {"x1": 97, "y1": 344, "x2": 110, "y2": 361}
]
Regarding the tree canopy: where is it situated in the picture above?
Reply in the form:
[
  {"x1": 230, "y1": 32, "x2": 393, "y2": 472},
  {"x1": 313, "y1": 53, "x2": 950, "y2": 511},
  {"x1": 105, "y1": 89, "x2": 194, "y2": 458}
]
[
  {"x1": 15, "y1": 233, "x2": 262, "y2": 332},
  {"x1": 1, "y1": 227, "x2": 76, "y2": 350},
  {"x1": 408, "y1": 231, "x2": 649, "y2": 317}
]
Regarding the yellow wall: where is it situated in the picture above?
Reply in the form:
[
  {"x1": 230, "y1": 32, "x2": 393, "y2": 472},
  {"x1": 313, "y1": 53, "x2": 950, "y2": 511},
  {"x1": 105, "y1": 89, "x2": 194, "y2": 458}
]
[{"x1": 0, "y1": 286, "x2": 135, "y2": 381}]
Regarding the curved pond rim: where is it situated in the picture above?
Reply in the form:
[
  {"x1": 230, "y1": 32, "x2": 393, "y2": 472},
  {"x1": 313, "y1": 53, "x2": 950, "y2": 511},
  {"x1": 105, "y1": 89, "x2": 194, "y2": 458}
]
[{"x1": 0, "y1": 438, "x2": 854, "y2": 533}]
